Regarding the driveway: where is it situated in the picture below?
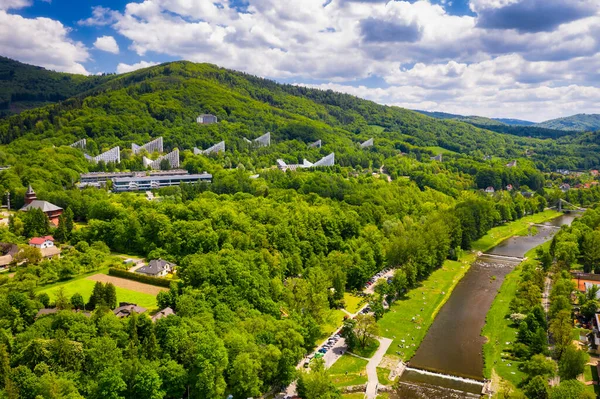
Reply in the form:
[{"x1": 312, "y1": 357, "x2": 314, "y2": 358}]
[{"x1": 365, "y1": 337, "x2": 393, "y2": 399}]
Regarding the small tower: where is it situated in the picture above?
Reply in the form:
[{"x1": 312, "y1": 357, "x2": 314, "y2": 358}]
[{"x1": 24, "y1": 185, "x2": 37, "y2": 205}]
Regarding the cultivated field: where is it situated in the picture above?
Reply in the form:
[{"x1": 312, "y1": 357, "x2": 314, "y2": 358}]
[
  {"x1": 88, "y1": 274, "x2": 168, "y2": 296},
  {"x1": 39, "y1": 275, "x2": 160, "y2": 309}
]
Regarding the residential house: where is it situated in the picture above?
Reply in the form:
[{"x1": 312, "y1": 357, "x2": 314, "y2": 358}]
[
  {"x1": 152, "y1": 307, "x2": 175, "y2": 322},
  {"x1": 29, "y1": 236, "x2": 61, "y2": 259},
  {"x1": 136, "y1": 259, "x2": 175, "y2": 278},
  {"x1": 506, "y1": 184, "x2": 514, "y2": 191},
  {"x1": 113, "y1": 303, "x2": 146, "y2": 318},
  {"x1": 0, "y1": 243, "x2": 19, "y2": 268},
  {"x1": 485, "y1": 186, "x2": 495, "y2": 194},
  {"x1": 560, "y1": 183, "x2": 571, "y2": 192}
]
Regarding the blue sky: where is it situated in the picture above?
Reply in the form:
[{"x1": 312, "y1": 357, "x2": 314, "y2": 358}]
[{"x1": 1, "y1": 0, "x2": 599, "y2": 121}]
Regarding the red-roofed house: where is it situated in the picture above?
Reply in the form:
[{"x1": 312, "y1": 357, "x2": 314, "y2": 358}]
[{"x1": 29, "y1": 236, "x2": 54, "y2": 249}]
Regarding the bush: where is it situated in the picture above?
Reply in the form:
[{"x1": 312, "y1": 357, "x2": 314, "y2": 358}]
[{"x1": 108, "y1": 268, "x2": 171, "y2": 288}]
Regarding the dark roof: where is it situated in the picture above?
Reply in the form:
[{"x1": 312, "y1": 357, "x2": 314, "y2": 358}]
[
  {"x1": 113, "y1": 304, "x2": 146, "y2": 318},
  {"x1": 136, "y1": 259, "x2": 174, "y2": 275},
  {"x1": 0, "y1": 243, "x2": 19, "y2": 257},
  {"x1": 20, "y1": 200, "x2": 62, "y2": 213},
  {"x1": 152, "y1": 307, "x2": 175, "y2": 322}
]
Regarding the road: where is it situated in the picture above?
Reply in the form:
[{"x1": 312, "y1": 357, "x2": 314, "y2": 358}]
[
  {"x1": 277, "y1": 269, "x2": 394, "y2": 398},
  {"x1": 365, "y1": 337, "x2": 393, "y2": 399}
]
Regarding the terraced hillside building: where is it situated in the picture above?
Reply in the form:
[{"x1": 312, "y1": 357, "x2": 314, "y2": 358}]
[
  {"x1": 143, "y1": 149, "x2": 180, "y2": 170},
  {"x1": 244, "y1": 132, "x2": 271, "y2": 147},
  {"x1": 85, "y1": 146, "x2": 121, "y2": 164},
  {"x1": 196, "y1": 114, "x2": 218, "y2": 124},
  {"x1": 276, "y1": 153, "x2": 335, "y2": 171},
  {"x1": 69, "y1": 139, "x2": 86, "y2": 149},
  {"x1": 360, "y1": 138, "x2": 374, "y2": 148},
  {"x1": 132, "y1": 137, "x2": 164, "y2": 155},
  {"x1": 194, "y1": 141, "x2": 225, "y2": 155},
  {"x1": 308, "y1": 140, "x2": 322, "y2": 148},
  {"x1": 112, "y1": 173, "x2": 212, "y2": 192}
]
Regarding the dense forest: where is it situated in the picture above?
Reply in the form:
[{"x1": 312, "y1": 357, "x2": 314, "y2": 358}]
[{"x1": 0, "y1": 59, "x2": 597, "y2": 398}]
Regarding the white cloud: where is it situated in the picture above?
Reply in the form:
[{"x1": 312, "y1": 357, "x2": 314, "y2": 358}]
[
  {"x1": 0, "y1": 0, "x2": 31, "y2": 10},
  {"x1": 94, "y1": 35, "x2": 119, "y2": 54},
  {"x1": 71, "y1": 0, "x2": 600, "y2": 119},
  {"x1": 0, "y1": 10, "x2": 89, "y2": 74},
  {"x1": 78, "y1": 6, "x2": 118, "y2": 26},
  {"x1": 116, "y1": 60, "x2": 159, "y2": 74}
]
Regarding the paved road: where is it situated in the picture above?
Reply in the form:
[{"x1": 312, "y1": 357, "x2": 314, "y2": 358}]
[
  {"x1": 365, "y1": 337, "x2": 393, "y2": 399},
  {"x1": 364, "y1": 270, "x2": 394, "y2": 295}
]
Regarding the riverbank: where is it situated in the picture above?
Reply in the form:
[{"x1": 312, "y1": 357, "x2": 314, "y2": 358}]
[
  {"x1": 377, "y1": 210, "x2": 562, "y2": 368},
  {"x1": 481, "y1": 244, "x2": 546, "y2": 389}
]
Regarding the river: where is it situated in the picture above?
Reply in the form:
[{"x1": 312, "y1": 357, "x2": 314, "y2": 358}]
[{"x1": 392, "y1": 213, "x2": 579, "y2": 398}]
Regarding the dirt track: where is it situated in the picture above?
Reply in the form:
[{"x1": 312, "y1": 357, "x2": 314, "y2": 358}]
[{"x1": 87, "y1": 274, "x2": 168, "y2": 296}]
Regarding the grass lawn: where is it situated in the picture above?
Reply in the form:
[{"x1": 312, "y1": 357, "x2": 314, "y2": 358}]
[
  {"x1": 377, "y1": 367, "x2": 393, "y2": 386},
  {"x1": 587, "y1": 363, "x2": 600, "y2": 396},
  {"x1": 319, "y1": 309, "x2": 346, "y2": 342},
  {"x1": 425, "y1": 146, "x2": 458, "y2": 156},
  {"x1": 39, "y1": 277, "x2": 158, "y2": 310},
  {"x1": 369, "y1": 125, "x2": 385, "y2": 134},
  {"x1": 378, "y1": 211, "x2": 561, "y2": 364},
  {"x1": 344, "y1": 293, "x2": 365, "y2": 314},
  {"x1": 328, "y1": 354, "x2": 368, "y2": 388},
  {"x1": 351, "y1": 338, "x2": 379, "y2": 359},
  {"x1": 341, "y1": 394, "x2": 365, "y2": 399},
  {"x1": 482, "y1": 242, "x2": 550, "y2": 387}
]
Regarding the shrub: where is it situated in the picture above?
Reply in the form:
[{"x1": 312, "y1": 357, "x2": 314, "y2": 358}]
[{"x1": 108, "y1": 268, "x2": 171, "y2": 288}]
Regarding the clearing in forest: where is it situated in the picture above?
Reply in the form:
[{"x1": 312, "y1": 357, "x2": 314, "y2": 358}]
[{"x1": 87, "y1": 274, "x2": 167, "y2": 296}]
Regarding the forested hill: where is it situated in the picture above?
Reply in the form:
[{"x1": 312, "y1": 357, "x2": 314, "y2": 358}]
[
  {"x1": 534, "y1": 113, "x2": 600, "y2": 132},
  {"x1": 0, "y1": 60, "x2": 522, "y2": 157},
  {"x1": 0, "y1": 57, "x2": 114, "y2": 117},
  {"x1": 0, "y1": 59, "x2": 599, "y2": 190}
]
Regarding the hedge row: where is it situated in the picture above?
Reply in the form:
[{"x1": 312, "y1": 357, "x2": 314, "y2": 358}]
[{"x1": 108, "y1": 268, "x2": 172, "y2": 288}]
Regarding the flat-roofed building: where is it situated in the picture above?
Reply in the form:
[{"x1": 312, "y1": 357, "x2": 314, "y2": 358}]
[
  {"x1": 196, "y1": 114, "x2": 218, "y2": 124},
  {"x1": 112, "y1": 173, "x2": 212, "y2": 192}
]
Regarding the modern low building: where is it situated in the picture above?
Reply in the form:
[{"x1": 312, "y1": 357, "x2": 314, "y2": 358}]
[
  {"x1": 79, "y1": 170, "x2": 189, "y2": 188},
  {"x1": 136, "y1": 259, "x2": 175, "y2": 277},
  {"x1": 111, "y1": 173, "x2": 212, "y2": 192}
]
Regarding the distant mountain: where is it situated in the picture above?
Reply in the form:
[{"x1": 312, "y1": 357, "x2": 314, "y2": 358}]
[
  {"x1": 493, "y1": 118, "x2": 535, "y2": 126},
  {"x1": 415, "y1": 110, "x2": 506, "y2": 126},
  {"x1": 534, "y1": 114, "x2": 600, "y2": 132},
  {"x1": 0, "y1": 56, "x2": 114, "y2": 117}
]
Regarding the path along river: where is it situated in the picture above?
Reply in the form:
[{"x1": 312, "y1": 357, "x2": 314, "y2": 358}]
[{"x1": 392, "y1": 213, "x2": 579, "y2": 398}]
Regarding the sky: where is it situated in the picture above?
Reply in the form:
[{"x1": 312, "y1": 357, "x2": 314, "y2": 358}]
[{"x1": 0, "y1": 0, "x2": 599, "y2": 122}]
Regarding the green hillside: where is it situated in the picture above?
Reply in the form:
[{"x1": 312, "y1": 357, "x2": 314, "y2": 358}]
[
  {"x1": 0, "y1": 59, "x2": 598, "y2": 199},
  {"x1": 0, "y1": 56, "x2": 113, "y2": 117},
  {"x1": 534, "y1": 113, "x2": 600, "y2": 132}
]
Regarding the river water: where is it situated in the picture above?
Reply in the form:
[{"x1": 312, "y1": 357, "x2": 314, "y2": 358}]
[{"x1": 391, "y1": 213, "x2": 579, "y2": 398}]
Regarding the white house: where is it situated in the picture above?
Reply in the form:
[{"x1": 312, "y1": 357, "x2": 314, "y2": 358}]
[
  {"x1": 136, "y1": 259, "x2": 175, "y2": 278},
  {"x1": 28, "y1": 236, "x2": 55, "y2": 249}
]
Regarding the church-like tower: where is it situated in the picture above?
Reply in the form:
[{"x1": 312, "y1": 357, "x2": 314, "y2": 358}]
[{"x1": 24, "y1": 185, "x2": 37, "y2": 205}]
